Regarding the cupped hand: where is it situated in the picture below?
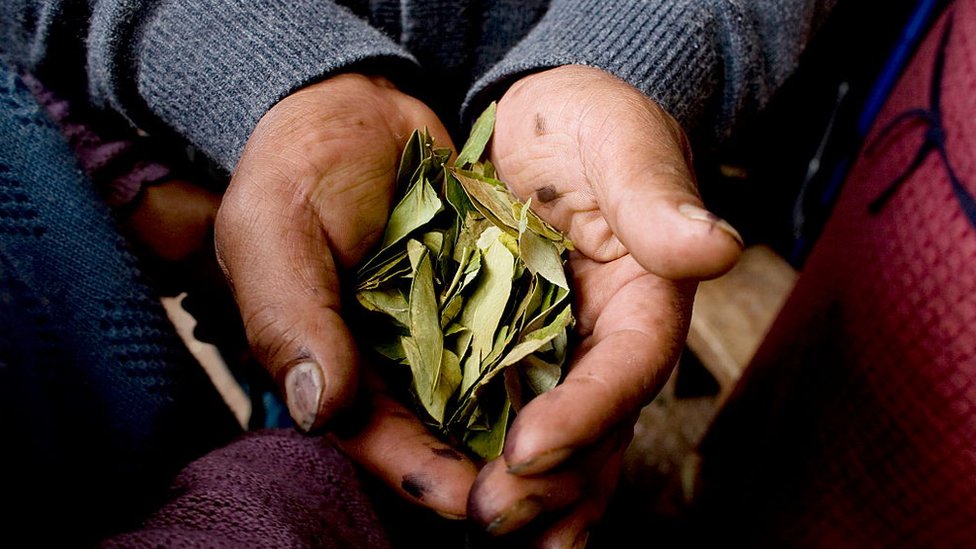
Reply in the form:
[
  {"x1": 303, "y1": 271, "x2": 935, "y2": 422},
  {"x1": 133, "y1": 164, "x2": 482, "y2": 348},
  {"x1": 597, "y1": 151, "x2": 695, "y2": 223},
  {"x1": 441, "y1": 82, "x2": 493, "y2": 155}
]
[
  {"x1": 214, "y1": 73, "x2": 478, "y2": 518},
  {"x1": 466, "y1": 65, "x2": 744, "y2": 545}
]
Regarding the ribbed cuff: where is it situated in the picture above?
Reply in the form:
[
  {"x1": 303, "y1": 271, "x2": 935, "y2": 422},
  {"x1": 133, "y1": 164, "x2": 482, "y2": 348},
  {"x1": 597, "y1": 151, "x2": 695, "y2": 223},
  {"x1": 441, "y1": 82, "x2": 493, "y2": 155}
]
[
  {"x1": 88, "y1": 0, "x2": 416, "y2": 172},
  {"x1": 465, "y1": 0, "x2": 725, "y2": 139},
  {"x1": 466, "y1": 0, "x2": 836, "y2": 144}
]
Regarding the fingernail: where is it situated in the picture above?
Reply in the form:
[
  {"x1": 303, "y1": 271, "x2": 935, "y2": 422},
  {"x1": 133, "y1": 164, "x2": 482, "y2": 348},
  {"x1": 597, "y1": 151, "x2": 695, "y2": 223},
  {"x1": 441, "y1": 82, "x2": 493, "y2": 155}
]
[
  {"x1": 678, "y1": 203, "x2": 744, "y2": 248},
  {"x1": 507, "y1": 446, "x2": 574, "y2": 476},
  {"x1": 486, "y1": 498, "x2": 543, "y2": 536},
  {"x1": 285, "y1": 361, "x2": 325, "y2": 432},
  {"x1": 434, "y1": 510, "x2": 467, "y2": 521}
]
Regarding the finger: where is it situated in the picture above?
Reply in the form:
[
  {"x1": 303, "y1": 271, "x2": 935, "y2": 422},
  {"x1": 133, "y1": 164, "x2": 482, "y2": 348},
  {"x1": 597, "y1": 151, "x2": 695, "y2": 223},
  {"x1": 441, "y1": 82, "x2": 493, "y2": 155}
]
[
  {"x1": 124, "y1": 179, "x2": 221, "y2": 262},
  {"x1": 530, "y1": 444, "x2": 625, "y2": 549},
  {"x1": 582, "y1": 81, "x2": 743, "y2": 280},
  {"x1": 502, "y1": 262, "x2": 689, "y2": 475},
  {"x1": 215, "y1": 156, "x2": 359, "y2": 433},
  {"x1": 494, "y1": 65, "x2": 743, "y2": 281},
  {"x1": 595, "y1": 162, "x2": 744, "y2": 281},
  {"x1": 330, "y1": 374, "x2": 478, "y2": 519},
  {"x1": 214, "y1": 74, "x2": 457, "y2": 434},
  {"x1": 468, "y1": 425, "x2": 629, "y2": 536}
]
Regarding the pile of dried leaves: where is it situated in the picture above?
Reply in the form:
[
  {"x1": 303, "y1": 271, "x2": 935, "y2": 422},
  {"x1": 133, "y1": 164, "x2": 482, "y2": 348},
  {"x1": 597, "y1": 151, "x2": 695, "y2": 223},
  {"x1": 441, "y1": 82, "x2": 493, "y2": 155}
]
[{"x1": 352, "y1": 104, "x2": 575, "y2": 460}]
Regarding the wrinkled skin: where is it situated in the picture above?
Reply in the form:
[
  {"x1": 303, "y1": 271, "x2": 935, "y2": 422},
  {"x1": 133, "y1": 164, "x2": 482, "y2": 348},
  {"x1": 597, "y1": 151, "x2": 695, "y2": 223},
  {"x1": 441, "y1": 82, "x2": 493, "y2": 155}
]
[{"x1": 215, "y1": 66, "x2": 742, "y2": 544}]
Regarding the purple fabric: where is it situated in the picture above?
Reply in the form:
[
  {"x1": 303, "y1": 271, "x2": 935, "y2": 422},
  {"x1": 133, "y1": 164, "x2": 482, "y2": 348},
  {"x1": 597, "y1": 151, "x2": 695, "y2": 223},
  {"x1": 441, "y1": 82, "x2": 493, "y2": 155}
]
[
  {"x1": 22, "y1": 73, "x2": 173, "y2": 209},
  {"x1": 695, "y1": 2, "x2": 976, "y2": 545},
  {"x1": 101, "y1": 429, "x2": 392, "y2": 548}
]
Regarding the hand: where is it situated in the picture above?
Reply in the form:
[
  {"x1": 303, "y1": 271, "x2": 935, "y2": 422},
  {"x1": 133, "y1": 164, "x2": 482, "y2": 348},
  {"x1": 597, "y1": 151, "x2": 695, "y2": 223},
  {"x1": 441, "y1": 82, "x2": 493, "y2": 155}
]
[
  {"x1": 124, "y1": 179, "x2": 221, "y2": 263},
  {"x1": 466, "y1": 65, "x2": 743, "y2": 545},
  {"x1": 214, "y1": 74, "x2": 478, "y2": 518}
]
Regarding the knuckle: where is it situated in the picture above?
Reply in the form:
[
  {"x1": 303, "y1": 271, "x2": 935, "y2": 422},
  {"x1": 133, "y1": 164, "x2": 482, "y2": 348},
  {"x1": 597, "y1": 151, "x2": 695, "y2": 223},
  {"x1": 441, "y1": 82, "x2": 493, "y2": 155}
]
[{"x1": 241, "y1": 304, "x2": 306, "y2": 371}]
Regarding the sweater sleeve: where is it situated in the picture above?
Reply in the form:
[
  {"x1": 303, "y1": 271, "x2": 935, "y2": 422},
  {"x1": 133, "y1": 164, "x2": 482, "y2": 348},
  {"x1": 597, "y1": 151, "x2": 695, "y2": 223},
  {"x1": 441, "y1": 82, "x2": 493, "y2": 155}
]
[
  {"x1": 465, "y1": 0, "x2": 837, "y2": 143},
  {"x1": 1, "y1": 0, "x2": 417, "y2": 172}
]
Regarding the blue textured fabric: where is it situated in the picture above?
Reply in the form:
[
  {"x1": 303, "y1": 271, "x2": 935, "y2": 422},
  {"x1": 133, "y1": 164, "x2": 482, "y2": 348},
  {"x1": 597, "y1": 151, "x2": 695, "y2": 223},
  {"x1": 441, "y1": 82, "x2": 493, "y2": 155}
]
[{"x1": 0, "y1": 60, "x2": 241, "y2": 545}]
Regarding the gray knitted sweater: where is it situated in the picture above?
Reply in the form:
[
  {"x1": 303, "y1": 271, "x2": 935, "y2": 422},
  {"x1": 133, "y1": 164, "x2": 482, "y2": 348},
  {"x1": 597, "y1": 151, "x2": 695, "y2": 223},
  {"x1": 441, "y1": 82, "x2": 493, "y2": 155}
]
[{"x1": 1, "y1": 0, "x2": 835, "y2": 173}]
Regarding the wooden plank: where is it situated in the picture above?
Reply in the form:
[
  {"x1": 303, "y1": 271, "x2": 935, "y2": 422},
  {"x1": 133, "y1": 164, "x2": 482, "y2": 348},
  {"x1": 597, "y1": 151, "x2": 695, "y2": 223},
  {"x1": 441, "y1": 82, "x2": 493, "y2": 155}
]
[
  {"x1": 162, "y1": 293, "x2": 251, "y2": 428},
  {"x1": 686, "y1": 245, "x2": 798, "y2": 397}
]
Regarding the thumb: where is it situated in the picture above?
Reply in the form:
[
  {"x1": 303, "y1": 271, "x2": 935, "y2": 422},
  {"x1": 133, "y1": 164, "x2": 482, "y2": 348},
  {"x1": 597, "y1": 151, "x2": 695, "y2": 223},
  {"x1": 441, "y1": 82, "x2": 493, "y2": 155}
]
[
  {"x1": 215, "y1": 164, "x2": 358, "y2": 433},
  {"x1": 598, "y1": 163, "x2": 744, "y2": 281},
  {"x1": 589, "y1": 92, "x2": 743, "y2": 280},
  {"x1": 495, "y1": 65, "x2": 743, "y2": 280}
]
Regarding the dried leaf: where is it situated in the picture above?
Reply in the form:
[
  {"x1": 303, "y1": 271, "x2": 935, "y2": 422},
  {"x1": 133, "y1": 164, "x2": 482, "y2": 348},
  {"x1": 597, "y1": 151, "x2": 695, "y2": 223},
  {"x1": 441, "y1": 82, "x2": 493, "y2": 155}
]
[
  {"x1": 518, "y1": 199, "x2": 569, "y2": 289},
  {"x1": 498, "y1": 305, "x2": 573, "y2": 368},
  {"x1": 453, "y1": 170, "x2": 519, "y2": 235},
  {"x1": 455, "y1": 101, "x2": 497, "y2": 169},
  {"x1": 403, "y1": 239, "x2": 447, "y2": 421},
  {"x1": 463, "y1": 398, "x2": 509, "y2": 460},
  {"x1": 351, "y1": 110, "x2": 576, "y2": 460},
  {"x1": 356, "y1": 287, "x2": 409, "y2": 327},
  {"x1": 459, "y1": 228, "x2": 515, "y2": 393},
  {"x1": 381, "y1": 176, "x2": 443, "y2": 250}
]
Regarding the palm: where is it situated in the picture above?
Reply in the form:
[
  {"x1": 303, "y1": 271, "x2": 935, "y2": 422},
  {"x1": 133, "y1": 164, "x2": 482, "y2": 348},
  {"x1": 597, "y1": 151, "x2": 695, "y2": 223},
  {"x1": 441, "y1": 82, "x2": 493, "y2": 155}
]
[
  {"x1": 465, "y1": 65, "x2": 741, "y2": 542},
  {"x1": 232, "y1": 82, "x2": 425, "y2": 269},
  {"x1": 489, "y1": 67, "x2": 695, "y2": 424},
  {"x1": 216, "y1": 74, "x2": 478, "y2": 519}
]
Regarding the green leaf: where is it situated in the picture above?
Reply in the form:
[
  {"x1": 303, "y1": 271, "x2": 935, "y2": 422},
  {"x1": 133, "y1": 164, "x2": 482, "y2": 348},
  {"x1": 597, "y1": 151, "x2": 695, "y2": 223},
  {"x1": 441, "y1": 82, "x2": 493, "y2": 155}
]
[
  {"x1": 403, "y1": 239, "x2": 447, "y2": 422},
  {"x1": 381, "y1": 175, "x2": 443, "y2": 250},
  {"x1": 512, "y1": 200, "x2": 574, "y2": 250},
  {"x1": 437, "y1": 348, "x2": 462, "y2": 419},
  {"x1": 498, "y1": 305, "x2": 573, "y2": 368},
  {"x1": 462, "y1": 397, "x2": 510, "y2": 460},
  {"x1": 458, "y1": 228, "x2": 515, "y2": 393},
  {"x1": 374, "y1": 339, "x2": 406, "y2": 362},
  {"x1": 453, "y1": 170, "x2": 519, "y2": 235},
  {"x1": 396, "y1": 130, "x2": 424, "y2": 190},
  {"x1": 518, "y1": 199, "x2": 569, "y2": 289},
  {"x1": 520, "y1": 354, "x2": 563, "y2": 395},
  {"x1": 522, "y1": 285, "x2": 570, "y2": 335},
  {"x1": 356, "y1": 287, "x2": 409, "y2": 327},
  {"x1": 356, "y1": 249, "x2": 410, "y2": 290},
  {"x1": 445, "y1": 170, "x2": 476, "y2": 222},
  {"x1": 450, "y1": 328, "x2": 473, "y2": 366},
  {"x1": 441, "y1": 245, "x2": 480, "y2": 307},
  {"x1": 455, "y1": 101, "x2": 497, "y2": 169},
  {"x1": 350, "y1": 104, "x2": 576, "y2": 460}
]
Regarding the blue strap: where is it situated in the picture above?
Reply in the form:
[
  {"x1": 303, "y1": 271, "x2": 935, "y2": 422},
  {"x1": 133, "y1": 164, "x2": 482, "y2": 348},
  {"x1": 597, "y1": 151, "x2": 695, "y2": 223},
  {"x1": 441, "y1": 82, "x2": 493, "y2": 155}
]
[{"x1": 864, "y1": 12, "x2": 976, "y2": 229}]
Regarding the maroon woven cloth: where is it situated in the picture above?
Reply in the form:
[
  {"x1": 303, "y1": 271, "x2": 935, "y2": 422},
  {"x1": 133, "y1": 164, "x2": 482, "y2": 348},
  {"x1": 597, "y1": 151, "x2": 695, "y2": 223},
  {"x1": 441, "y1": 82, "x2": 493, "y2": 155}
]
[
  {"x1": 696, "y1": 1, "x2": 976, "y2": 546},
  {"x1": 100, "y1": 429, "x2": 393, "y2": 548}
]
